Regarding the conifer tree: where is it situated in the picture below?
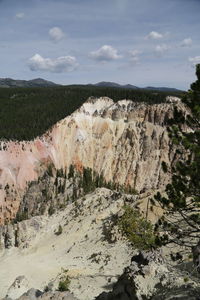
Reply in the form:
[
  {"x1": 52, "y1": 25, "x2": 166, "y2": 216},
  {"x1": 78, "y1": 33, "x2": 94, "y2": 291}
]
[{"x1": 155, "y1": 64, "x2": 200, "y2": 248}]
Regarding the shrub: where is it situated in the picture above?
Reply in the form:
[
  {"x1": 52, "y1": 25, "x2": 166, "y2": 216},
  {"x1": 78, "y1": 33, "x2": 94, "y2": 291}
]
[
  {"x1": 46, "y1": 163, "x2": 54, "y2": 177},
  {"x1": 15, "y1": 211, "x2": 28, "y2": 222},
  {"x1": 58, "y1": 275, "x2": 70, "y2": 291},
  {"x1": 68, "y1": 165, "x2": 75, "y2": 179},
  {"x1": 48, "y1": 205, "x2": 55, "y2": 216},
  {"x1": 55, "y1": 225, "x2": 63, "y2": 236},
  {"x1": 118, "y1": 205, "x2": 156, "y2": 250},
  {"x1": 161, "y1": 161, "x2": 168, "y2": 173}
]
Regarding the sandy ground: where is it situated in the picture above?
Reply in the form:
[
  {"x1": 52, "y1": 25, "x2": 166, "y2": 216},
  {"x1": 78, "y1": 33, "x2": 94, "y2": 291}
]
[{"x1": 0, "y1": 188, "x2": 133, "y2": 300}]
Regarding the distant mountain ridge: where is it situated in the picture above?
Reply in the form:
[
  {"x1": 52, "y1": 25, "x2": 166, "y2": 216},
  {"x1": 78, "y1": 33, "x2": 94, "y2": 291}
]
[
  {"x1": 0, "y1": 78, "x2": 58, "y2": 88},
  {"x1": 93, "y1": 81, "x2": 139, "y2": 89},
  {"x1": 92, "y1": 81, "x2": 183, "y2": 92},
  {"x1": 145, "y1": 86, "x2": 182, "y2": 92},
  {"x1": 0, "y1": 78, "x2": 183, "y2": 92}
]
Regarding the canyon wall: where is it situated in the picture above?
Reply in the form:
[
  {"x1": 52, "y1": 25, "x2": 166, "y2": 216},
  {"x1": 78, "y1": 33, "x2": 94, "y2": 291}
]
[{"x1": 0, "y1": 96, "x2": 191, "y2": 224}]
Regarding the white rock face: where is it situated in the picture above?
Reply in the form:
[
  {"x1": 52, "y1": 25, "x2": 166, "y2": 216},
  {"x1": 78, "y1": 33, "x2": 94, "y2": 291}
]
[
  {"x1": 165, "y1": 96, "x2": 181, "y2": 104},
  {"x1": 0, "y1": 97, "x2": 190, "y2": 224}
]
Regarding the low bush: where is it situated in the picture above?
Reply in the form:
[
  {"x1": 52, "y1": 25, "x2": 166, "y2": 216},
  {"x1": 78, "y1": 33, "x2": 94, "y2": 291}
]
[
  {"x1": 118, "y1": 205, "x2": 156, "y2": 250},
  {"x1": 58, "y1": 275, "x2": 70, "y2": 291},
  {"x1": 55, "y1": 225, "x2": 63, "y2": 236}
]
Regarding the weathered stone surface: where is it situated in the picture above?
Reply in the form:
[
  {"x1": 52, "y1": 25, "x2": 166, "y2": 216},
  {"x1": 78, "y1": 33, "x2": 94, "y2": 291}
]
[
  {"x1": 0, "y1": 216, "x2": 46, "y2": 250},
  {"x1": 96, "y1": 250, "x2": 200, "y2": 300},
  {"x1": 37, "y1": 291, "x2": 79, "y2": 300},
  {"x1": 152, "y1": 285, "x2": 200, "y2": 300},
  {"x1": 2, "y1": 288, "x2": 78, "y2": 300},
  {"x1": 17, "y1": 288, "x2": 42, "y2": 300},
  {"x1": 95, "y1": 274, "x2": 137, "y2": 300},
  {"x1": 5, "y1": 276, "x2": 31, "y2": 300},
  {"x1": 17, "y1": 290, "x2": 78, "y2": 300}
]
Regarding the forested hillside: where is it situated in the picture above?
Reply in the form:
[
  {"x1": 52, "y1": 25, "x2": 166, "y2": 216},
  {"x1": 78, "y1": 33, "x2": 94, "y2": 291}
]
[{"x1": 0, "y1": 85, "x2": 183, "y2": 141}]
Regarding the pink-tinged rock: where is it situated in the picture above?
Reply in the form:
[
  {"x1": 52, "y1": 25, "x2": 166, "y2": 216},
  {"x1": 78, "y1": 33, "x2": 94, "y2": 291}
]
[{"x1": 0, "y1": 97, "x2": 191, "y2": 224}]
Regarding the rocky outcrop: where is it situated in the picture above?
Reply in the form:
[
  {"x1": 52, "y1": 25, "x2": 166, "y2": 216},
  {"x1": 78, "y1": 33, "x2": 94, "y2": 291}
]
[
  {"x1": 0, "y1": 216, "x2": 46, "y2": 250},
  {"x1": 3, "y1": 284, "x2": 78, "y2": 300},
  {"x1": 0, "y1": 188, "x2": 136, "y2": 252},
  {"x1": 0, "y1": 96, "x2": 191, "y2": 224},
  {"x1": 96, "y1": 250, "x2": 200, "y2": 300},
  {"x1": 95, "y1": 274, "x2": 137, "y2": 300}
]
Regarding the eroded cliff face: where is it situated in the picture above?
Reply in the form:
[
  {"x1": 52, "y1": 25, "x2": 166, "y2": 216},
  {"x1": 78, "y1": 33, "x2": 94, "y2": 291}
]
[{"x1": 0, "y1": 96, "x2": 191, "y2": 224}]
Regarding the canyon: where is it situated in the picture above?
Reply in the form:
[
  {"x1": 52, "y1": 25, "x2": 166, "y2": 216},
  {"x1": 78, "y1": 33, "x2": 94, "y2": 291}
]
[
  {"x1": 0, "y1": 95, "x2": 197, "y2": 300},
  {"x1": 0, "y1": 96, "x2": 190, "y2": 225}
]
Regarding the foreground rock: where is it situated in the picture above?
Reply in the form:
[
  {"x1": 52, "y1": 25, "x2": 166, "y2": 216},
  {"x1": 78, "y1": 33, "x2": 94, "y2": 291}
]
[
  {"x1": 3, "y1": 288, "x2": 78, "y2": 300},
  {"x1": 96, "y1": 251, "x2": 200, "y2": 300},
  {"x1": 1, "y1": 188, "x2": 200, "y2": 299},
  {"x1": 5, "y1": 276, "x2": 30, "y2": 300},
  {"x1": 95, "y1": 274, "x2": 137, "y2": 300},
  {"x1": 0, "y1": 188, "x2": 134, "y2": 300}
]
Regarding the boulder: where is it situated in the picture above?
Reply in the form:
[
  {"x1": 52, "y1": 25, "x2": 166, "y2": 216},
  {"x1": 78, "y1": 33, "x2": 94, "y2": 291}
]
[{"x1": 5, "y1": 276, "x2": 31, "y2": 300}]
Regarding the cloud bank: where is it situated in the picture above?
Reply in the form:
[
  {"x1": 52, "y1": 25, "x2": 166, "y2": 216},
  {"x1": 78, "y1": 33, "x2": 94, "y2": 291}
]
[
  {"x1": 49, "y1": 27, "x2": 65, "y2": 42},
  {"x1": 155, "y1": 44, "x2": 169, "y2": 56},
  {"x1": 89, "y1": 45, "x2": 121, "y2": 62},
  {"x1": 189, "y1": 56, "x2": 200, "y2": 66},
  {"x1": 181, "y1": 38, "x2": 192, "y2": 47},
  {"x1": 147, "y1": 31, "x2": 163, "y2": 40},
  {"x1": 28, "y1": 54, "x2": 78, "y2": 73},
  {"x1": 15, "y1": 12, "x2": 25, "y2": 19}
]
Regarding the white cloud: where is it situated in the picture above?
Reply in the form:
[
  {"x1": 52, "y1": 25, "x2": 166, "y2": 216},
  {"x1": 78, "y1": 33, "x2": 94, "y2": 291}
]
[
  {"x1": 49, "y1": 27, "x2": 65, "y2": 42},
  {"x1": 28, "y1": 54, "x2": 78, "y2": 73},
  {"x1": 155, "y1": 44, "x2": 169, "y2": 56},
  {"x1": 15, "y1": 12, "x2": 25, "y2": 19},
  {"x1": 129, "y1": 50, "x2": 141, "y2": 56},
  {"x1": 147, "y1": 31, "x2": 163, "y2": 40},
  {"x1": 89, "y1": 45, "x2": 121, "y2": 62},
  {"x1": 181, "y1": 38, "x2": 192, "y2": 47},
  {"x1": 129, "y1": 50, "x2": 141, "y2": 64},
  {"x1": 189, "y1": 56, "x2": 200, "y2": 66}
]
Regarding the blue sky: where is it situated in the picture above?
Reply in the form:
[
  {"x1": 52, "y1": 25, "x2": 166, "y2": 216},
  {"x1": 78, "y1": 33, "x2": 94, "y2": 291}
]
[{"x1": 0, "y1": 0, "x2": 199, "y2": 89}]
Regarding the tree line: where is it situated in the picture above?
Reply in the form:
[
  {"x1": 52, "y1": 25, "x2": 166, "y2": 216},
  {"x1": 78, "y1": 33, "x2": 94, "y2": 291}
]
[{"x1": 0, "y1": 85, "x2": 183, "y2": 141}]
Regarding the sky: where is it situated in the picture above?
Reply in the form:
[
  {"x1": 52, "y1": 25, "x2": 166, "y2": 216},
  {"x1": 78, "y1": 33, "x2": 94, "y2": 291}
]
[{"x1": 0, "y1": 0, "x2": 199, "y2": 90}]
